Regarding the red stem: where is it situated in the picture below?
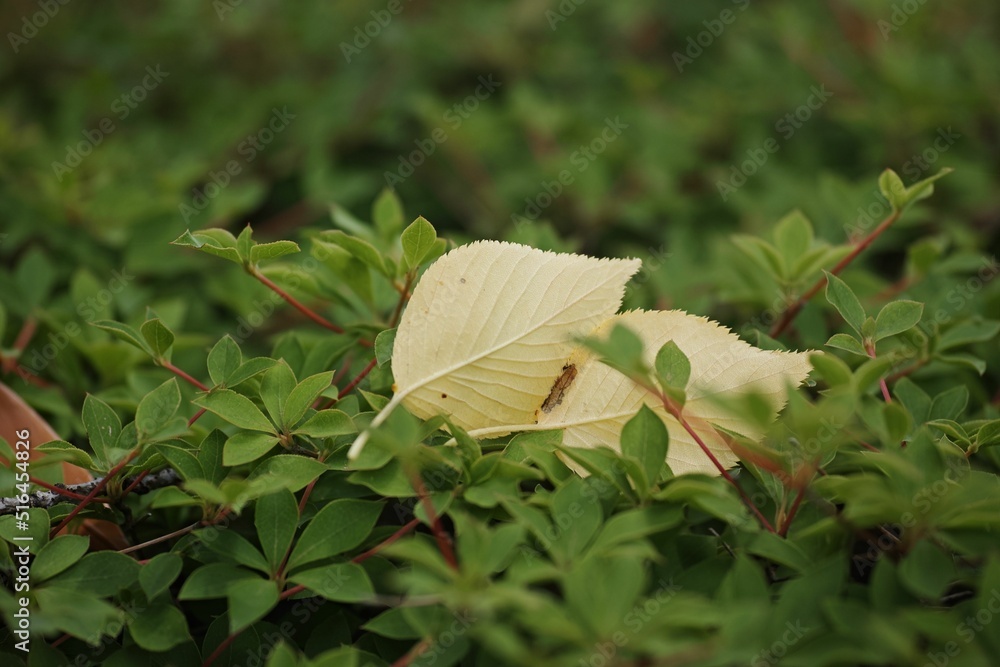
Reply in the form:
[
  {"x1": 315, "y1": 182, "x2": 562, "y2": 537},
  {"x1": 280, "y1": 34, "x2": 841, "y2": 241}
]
[
  {"x1": 410, "y1": 473, "x2": 458, "y2": 569},
  {"x1": 49, "y1": 449, "x2": 138, "y2": 538},
  {"x1": 29, "y1": 476, "x2": 93, "y2": 501},
  {"x1": 391, "y1": 639, "x2": 432, "y2": 667},
  {"x1": 161, "y1": 361, "x2": 210, "y2": 391},
  {"x1": 188, "y1": 407, "x2": 208, "y2": 427},
  {"x1": 202, "y1": 632, "x2": 239, "y2": 667},
  {"x1": 120, "y1": 470, "x2": 151, "y2": 498},
  {"x1": 778, "y1": 485, "x2": 808, "y2": 537},
  {"x1": 337, "y1": 357, "x2": 377, "y2": 399},
  {"x1": 769, "y1": 209, "x2": 901, "y2": 338},
  {"x1": 250, "y1": 268, "x2": 347, "y2": 336}
]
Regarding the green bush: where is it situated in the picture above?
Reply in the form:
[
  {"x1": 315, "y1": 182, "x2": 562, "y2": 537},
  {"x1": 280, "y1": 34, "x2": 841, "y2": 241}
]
[{"x1": 1, "y1": 2, "x2": 999, "y2": 666}]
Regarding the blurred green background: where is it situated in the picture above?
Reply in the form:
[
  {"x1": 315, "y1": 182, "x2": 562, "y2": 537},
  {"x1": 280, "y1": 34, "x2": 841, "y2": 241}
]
[{"x1": 1, "y1": 0, "x2": 998, "y2": 429}]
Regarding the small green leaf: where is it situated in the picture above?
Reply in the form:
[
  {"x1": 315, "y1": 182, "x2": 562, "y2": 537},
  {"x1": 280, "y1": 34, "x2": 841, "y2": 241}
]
[
  {"x1": 930, "y1": 386, "x2": 969, "y2": 421},
  {"x1": 236, "y1": 225, "x2": 254, "y2": 261},
  {"x1": 286, "y1": 499, "x2": 384, "y2": 571},
  {"x1": 136, "y1": 378, "x2": 182, "y2": 439},
  {"x1": 140, "y1": 318, "x2": 175, "y2": 362},
  {"x1": 207, "y1": 336, "x2": 242, "y2": 387},
  {"x1": 773, "y1": 210, "x2": 813, "y2": 267},
  {"x1": 653, "y1": 340, "x2": 690, "y2": 394},
  {"x1": 248, "y1": 455, "x2": 328, "y2": 493},
  {"x1": 198, "y1": 429, "x2": 227, "y2": 484},
  {"x1": 195, "y1": 389, "x2": 275, "y2": 433},
  {"x1": 47, "y1": 552, "x2": 140, "y2": 596},
  {"x1": 260, "y1": 363, "x2": 297, "y2": 427},
  {"x1": 287, "y1": 563, "x2": 374, "y2": 602},
  {"x1": 373, "y1": 188, "x2": 404, "y2": 237},
  {"x1": 255, "y1": 490, "x2": 299, "y2": 573},
  {"x1": 227, "y1": 578, "x2": 280, "y2": 634},
  {"x1": 195, "y1": 527, "x2": 271, "y2": 573},
  {"x1": 826, "y1": 333, "x2": 868, "y2": 357},
  {"x1": 878, "y1": 169, "x2": 907, "y2": 211},
  {"x1": 34, "y1": 440, "x2": 94, "y2": 470},
  {"x1": 375, "y1": 328, "x2": 396, "y2": 368},
  {"x1": 874, "y1": 300, "x2": 923, "y2": 341},
  {"x1": 294, "y1": 409, "x2": 356, "y2": 438},
  {"x1": 82, "y1": 394, "x2": 121, "y2": 466},
  {"x1": 316, "y1": 230, "x2": 389, "y2": 277},
  {"x1": 178, "y1": 563, "x2": 258, "y2": 600},
  {"x1": 285, "y1": 371, "x2": 335, "y2": 428},
  {"x1": 904, "y1": 167, "x2": 953, "y2": 208},
  {"x1": 140, "y1": 553, "x2": 184, "y2": 601},
  {"x1": 581, "y1": 323, "x2": 647, "y2": 380},
  {"x1": 226, "y1": 356, "x2": 278, "y2": 387},
  {"x1": 223, "y1": 432, "x2": 280, "y2": 467},
  {"x1": 620, "y1": 405, "x2": 669, "y2": 496},
  {"x1": 250, "y1": 240, "x2": 300, "y2": 265},
  {"x1": 824, "y1": 271, "x2": 866, "y2": 334},
  {"x1": 127, "y1": 601, "x2": 191, "y2": 652},
  {"x1": 171, "y1": 229, "x2": 243, "y2": 264},
  {"x1": 401, "y1": 216, "x2": 437, "y2": 269},
  {"x1": 155, "y1": 444, "x2": 205, "y2": 481},
  {"x1": 31, "y1": 535, "x2": 90, "y2": 582},
  {"x1": 91, "y1": 320, "x2": 152, "y2": 355}
]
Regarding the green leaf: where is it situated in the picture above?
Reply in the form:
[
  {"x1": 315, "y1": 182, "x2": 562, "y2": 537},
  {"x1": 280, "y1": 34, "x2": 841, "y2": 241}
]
[
  {"x1": 207, "y1": 336, "x2": 242, "y2": 387},
  {"x1": 774, "y1": 210, "x2": 813, "y2": 267},
  {"x1": 82, "y1": 394, "x2": 121, "y2": 466},
  {"x1": 31, "y1": 535, "x2": 90, "y2": 582},
  {"x1": 127, "y1": 601, "x2": 191, "y2": 652},
  {"x1": 375, "y1": 328, "x2": 396, "y2": 367},
  {"x1": 34, "y1": 440, "x2": 94, "y2": 470},
  {"x1": 878, "y1": 168, "x2": 907, "y2": 211},
  {"x1": 732, "y1": 235, "x2": 786, "y2": 280},
  {"x1": 34, "y1": 588, "x2": 119, "y2": 645},
  {"x1": 580, "y1": 322, "x2": 647, "y2": 380},
  {"x1": 0, "y1": 508, "x2": 49, "y2": 553},
  {"x1": 198, "y1": 429, "x2": 227, "y2": 484},
  {"x1": 653, "y1": 340, "x2": 690, "y2": 397},
  {"x1": 223, "y1": 431, "x2": 280, "y2": 466},
  {"x1": 195, "y1": 527, "x2": 271, "y2": 573},
  {"x1": 260, "y1": 362, "x2": 297, "y2": 427},
  {"x1": 563, "y1": 555, "x2": 645, "y2": 636},
  {"x1": 937, "y1": 318, "x2": 1000, "y2": 352},
  {"x1": 894, "y1": 378, "x2": 931, "y2": 425},
  {"x1": 226, "y1": 356, "x2": 279, "y2": 387},
  {"x1": 294, "y1": 409, "x2": 356, "y2": 438},
  {"x1": 899, "y1": 541, "x2": 955, "y2": 599},
  {"x1": 826, "y1": 333, "x2": 868, "y2": 357},
  {"x1": 136, "y1": 378, "x2": 182, "y2": 437},
  {"x1": 178, "y1": 563, "x2": 259, "y2": 600},
  {"x1": 401, "y1": 216, "x2": 437, "y2": 269},
  {"x1": 550, "y1": 478, "x2": 602, "y2": 558},
  {"x1": 874, "y1": 300, "x2": 923, "y2": 341},
  {"x1": 286, "y1": 499, "x2": 384, "y2": 571},
  {"x1": 140, "y1": 318, "x2": 175, "y2": 362},
  {"x1": 255, "y1": 489, "x2": 299, "y2": 573},
  {"x1": 227, "y1": 578, "x2": 280, "y2": 634},
  {"x1": 930, "y1": 386, "x2": 968, "y2": 421},
  {"x1": 140, "y1": 553, "x2": 183, "y2": 601},
  {"x1": 155, "y1": 444, "x2": 205, "y2": 481},
  {"x1": 47, "y1": 551, "x2": 140, "y2": 596},
  {"x1": 248, "y1": 455, "x2": 328, "y2": 493},
  {"x1": 285, "y1": 371, "x2": 335, "y2": 427},
  {"x1": 195, "y1": 389, "x2": 275, "y2": 432},
  {"x1": 824, "y1": 271, "x2": 866, "y2": 334},
  {"x1": 91, "y1": 320, "x2": 152, "y2": 355},
  {"x1": 316, "y1": 230, "x2": 389, "y2": 277},
  {"x1": 588, "y1": 505, "x2": 683, "y2": 555},
  {"x1": 373, "y1": 188, "x2": 404, "y2": 237},
  {"x1": 620, "y1": 405, "x2": 669, "y2": 496},
  {"x1": 287, "y1": 563, "x2": 374, "y2": 602},
  {"x1": 903, "y1": 167, "x2": 953, "y2": 208},
  {"x1": 171, "y1": 229, "x2": 243, "y2": 265},
  {"x1": 236, "y1": 225, "x2": 254, "y2": 261},
  {"x1": 250, "y1": 240, "x2": 301, "y2": 265}
]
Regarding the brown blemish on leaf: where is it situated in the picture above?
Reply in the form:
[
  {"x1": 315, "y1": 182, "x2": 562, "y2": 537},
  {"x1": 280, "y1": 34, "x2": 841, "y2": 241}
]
[{"x1": 540, "y1": 364, "x2": 577, "y2": 414}]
